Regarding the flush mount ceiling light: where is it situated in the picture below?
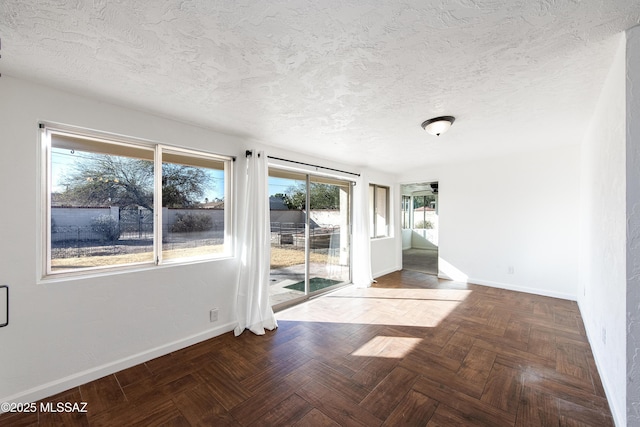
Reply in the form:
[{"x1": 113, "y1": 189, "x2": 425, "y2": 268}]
[{"x1": 421, "y1": 116, "x2": 455, "y2": 136}]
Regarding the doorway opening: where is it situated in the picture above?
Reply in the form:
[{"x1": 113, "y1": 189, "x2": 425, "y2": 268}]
[{"x1": 400, "y1": 182, "x2": 439, "y2": 275}]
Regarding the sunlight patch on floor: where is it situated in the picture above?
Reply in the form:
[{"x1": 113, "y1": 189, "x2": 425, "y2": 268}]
[
  {"x1": 276, "y1": 286, "x2": 472, "y2": 328},
  {"x1": 351, "y1": 336, "x2": 423, "y2": 358}
]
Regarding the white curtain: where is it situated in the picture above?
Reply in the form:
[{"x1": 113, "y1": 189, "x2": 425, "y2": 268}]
[
  {"x1": 352, "y1": 173, "x2": 373, "y2": 288},
  {"x1": 234, "y1": 150, "x2": 278, "y2": 336}
]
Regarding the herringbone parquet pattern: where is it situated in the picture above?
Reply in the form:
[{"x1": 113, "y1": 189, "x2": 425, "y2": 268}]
[{"x1": 1, "y1": 270, "x2": 612, "y2": 426}]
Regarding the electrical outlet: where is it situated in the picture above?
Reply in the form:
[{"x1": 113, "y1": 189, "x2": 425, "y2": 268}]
[
  {"x1": 210, "y1": 308, "x2": 219, "y2": 323},
  {"x1": 507, "y1": 266, "x2": 514, "y2": 274},
  {"x1": 602, "y1": 327, "x2": 607, "y2": 345}
]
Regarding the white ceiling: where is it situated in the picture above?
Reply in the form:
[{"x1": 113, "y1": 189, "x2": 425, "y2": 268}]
[{"x1": 1, "y1": 1, "x2": 639, "y2": 174}]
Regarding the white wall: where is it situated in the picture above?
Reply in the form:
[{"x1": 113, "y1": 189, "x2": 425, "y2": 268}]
[
  {"x1": 371, "y1": 238, "x2": 399, "y2": 278},
  {"x1": 400, "y1": 145, "x2": 580, "y2": 300},
  {"x1": 401, "y1": 229, "x2": 412, "y2": 250},
  {"x1": 369, "y1": 176, "x2": 401, "y2": 278},
  {"x1": 578, "y1": 34, "x2": 627, "y2": 426},
  {"x1": 411, "y1": 230, "x2": 438, "y2": 249},
  {"x1": 0, "y1": 76, "x2": 244, "y2": 403},
  {"x1": 625, "y1": 25, "x2": 640, "y2": 426},
  {"x1": 0, "y1": 76, "x2": 399, "y2": 404}
]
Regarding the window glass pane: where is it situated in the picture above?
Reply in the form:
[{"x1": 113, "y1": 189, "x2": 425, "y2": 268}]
[
  {"x1": 161, "y1": 150, "x2": 225, "y2": 261},
  {"x1": 308, "y1": 177, "x2": 350, "y2": 294},
  {"x1": 268, "y1": 170, "x2": 307, "y2": 306},
  {"x1": 50, "y1": 139, "x2": 155, "y2": 272},
  {"x1": 376, "y1": 186, "x2": 388, "y2": 237},
  {"x1": 268, "y1": 168, "x2": 351, "y2": 308},
  {"x1": 46, "y1": 129, "x2": 232, "y2": 277}
]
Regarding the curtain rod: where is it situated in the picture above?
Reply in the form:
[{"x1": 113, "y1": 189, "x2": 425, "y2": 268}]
[{"x1": 266, "y1": 155, "x2": 360, "y2": 177}]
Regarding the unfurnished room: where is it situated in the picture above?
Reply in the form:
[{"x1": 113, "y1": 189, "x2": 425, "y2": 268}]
[{"x1": 1, "y1": 1, "x2": 640, "y2": 426}]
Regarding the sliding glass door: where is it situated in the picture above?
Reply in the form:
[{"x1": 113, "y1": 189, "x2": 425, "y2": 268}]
[
  {"x1": 308, "y1": 176, "x2": 350, "y2": 292},
  {"x1": 268, "y1": 168, "x2": 351, "y2": 308},
  {"x1": 268, "y1": 169, "x2": 307, "y2": 306}
]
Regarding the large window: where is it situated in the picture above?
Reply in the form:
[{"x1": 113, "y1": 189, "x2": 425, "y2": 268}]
[
  {"x1": 43, "y1": 126, "x2": 231, "y2": 276},
  {"x1": 369, "y1": 184, "x2": 389, "y2": 238}
]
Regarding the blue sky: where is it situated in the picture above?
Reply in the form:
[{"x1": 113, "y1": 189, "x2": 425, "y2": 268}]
[
  {"x1": 52, "y1": 148, "x2": 302, "y2": 202},
  {"x1": 268, "y1": 176, "x2": 301, "y2": 197},
  {"x1": 51, "y1": 148, "x2": 226, "y2": 202}
]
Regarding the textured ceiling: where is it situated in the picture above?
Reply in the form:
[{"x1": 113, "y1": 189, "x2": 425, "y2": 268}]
[{"x1": 1, "y1": 1, "x2": 639, "y2": 174}]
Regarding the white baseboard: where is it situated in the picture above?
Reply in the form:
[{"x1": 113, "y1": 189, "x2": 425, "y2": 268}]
[
  {"x1": 437, "y1": 272, "x2": 455, "y2": 281},
  {"x1": 1, "y1": 321, "x2": 236, "y2": 408},
  {"x1": 577, "y1": 301, "x2": 624, "y2": 427},
  {"x1": 373, "y1": 266, "x2": 400, "y2": 279},
  {"x1": 435, "y1": 273, "x2": 576, "y2": 301},
  {"x1": 467, "y1": 277, "x2": 576, "y2": 301}
]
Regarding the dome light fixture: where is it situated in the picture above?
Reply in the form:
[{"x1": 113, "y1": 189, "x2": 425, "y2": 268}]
[{"x1": 421, "y1": 116, "x2": 455, "y2": 136}]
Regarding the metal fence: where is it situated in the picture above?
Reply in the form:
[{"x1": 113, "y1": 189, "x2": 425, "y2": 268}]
[
  {"x1": 51, "y1": 219, "x2": 336, "y2": 259},
  {"x1": 51, "y1": 207, "x2": 225, "y2": 259},
  {"x1": 161, "y1": 227, "x2": 224, "y2": 252},
  {"x1": 51, "y1": 225, "x2": 154, "y2": 259},
  {"x1": 270, "y1": 222, "x2": 340, "y2": 251},
  {"x1": 119, "y1": 207, "x2": 154, "y2": 240}
]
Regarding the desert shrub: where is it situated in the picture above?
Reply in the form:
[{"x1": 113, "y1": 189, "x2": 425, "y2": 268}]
[
  {"x1": 414, "y1": 220, "x2": 434, "y2": 229},
  {"x1": 91, "y1": 214, "x2": 121, "y2": 242},
  {"x1": 170, "y1": 212, "x2": 213, "y2": 233}
]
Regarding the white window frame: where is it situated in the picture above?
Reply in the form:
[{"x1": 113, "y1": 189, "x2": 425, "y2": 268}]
[
  {"x1": 401, "y1": 195, "x2": 411, "y2": 229},
  {"x1": 369, "y1": 184, "x2": 390, "y2": 238},
  {"x1": 40, "y1": 124, "x2": 233, "y2": 278}
]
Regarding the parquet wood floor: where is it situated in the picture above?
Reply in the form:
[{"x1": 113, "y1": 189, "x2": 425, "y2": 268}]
[{"x1": 1, "y1": 270, "x2": 613, "y2": 426}]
